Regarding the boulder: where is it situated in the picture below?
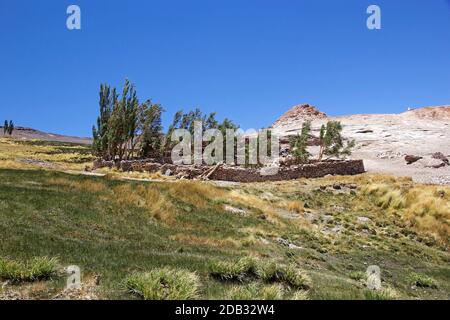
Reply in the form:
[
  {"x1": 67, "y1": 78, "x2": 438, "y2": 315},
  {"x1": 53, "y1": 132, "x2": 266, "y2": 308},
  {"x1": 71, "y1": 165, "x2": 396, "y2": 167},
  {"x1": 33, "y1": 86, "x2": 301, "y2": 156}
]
[
  {"x1": 431, "y1": 152, "x2": 449, "y2": 165},
  {"x1": 405, "y1": 155, "x2": 422, "y2": 165}
]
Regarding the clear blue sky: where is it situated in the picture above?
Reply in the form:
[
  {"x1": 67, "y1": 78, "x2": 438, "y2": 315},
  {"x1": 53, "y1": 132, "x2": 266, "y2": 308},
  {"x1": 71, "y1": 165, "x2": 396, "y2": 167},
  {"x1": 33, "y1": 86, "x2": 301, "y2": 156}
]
[{"x1": 1, "y1": 0, "x2": 450, "y2": 137}]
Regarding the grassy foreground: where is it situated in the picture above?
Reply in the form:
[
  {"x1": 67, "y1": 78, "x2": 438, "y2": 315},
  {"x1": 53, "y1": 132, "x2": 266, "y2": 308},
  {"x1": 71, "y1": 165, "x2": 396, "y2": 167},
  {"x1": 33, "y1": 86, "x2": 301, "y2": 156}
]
[{"x1": 0, "y1": 138, "x2": 448, "y2": 300}]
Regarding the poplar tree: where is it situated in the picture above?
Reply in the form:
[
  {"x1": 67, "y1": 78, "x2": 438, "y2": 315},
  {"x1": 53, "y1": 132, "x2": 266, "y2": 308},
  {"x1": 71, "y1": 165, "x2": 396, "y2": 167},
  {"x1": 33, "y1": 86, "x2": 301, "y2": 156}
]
[{"x1": 317, "y1": 121, "x2": 355, "y2": 161}]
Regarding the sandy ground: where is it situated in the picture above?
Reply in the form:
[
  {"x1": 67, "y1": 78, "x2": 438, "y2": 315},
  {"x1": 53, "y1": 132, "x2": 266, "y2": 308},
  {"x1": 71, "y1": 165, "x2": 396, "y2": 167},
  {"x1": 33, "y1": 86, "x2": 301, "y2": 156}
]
[{"x1": 274, "y1": 109, "x2": 450, "y2": 185}]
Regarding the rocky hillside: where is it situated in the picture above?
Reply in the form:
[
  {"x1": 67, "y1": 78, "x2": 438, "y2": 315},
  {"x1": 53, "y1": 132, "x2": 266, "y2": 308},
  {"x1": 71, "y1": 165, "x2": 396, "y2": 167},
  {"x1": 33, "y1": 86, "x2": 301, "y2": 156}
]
[{"x1": 272, "y1": 105, "x2": 450, "y2": 185}]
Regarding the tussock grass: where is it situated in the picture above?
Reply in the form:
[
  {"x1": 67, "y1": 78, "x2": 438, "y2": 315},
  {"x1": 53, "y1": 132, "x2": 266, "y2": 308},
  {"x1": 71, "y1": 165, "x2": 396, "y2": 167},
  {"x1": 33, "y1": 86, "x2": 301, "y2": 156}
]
[
  {"x1": 361, "y1": 182, "x2": 450, "y2": 244},
  {"x1": 0, "y1": 257, "x2": 59, "y2": 282},
  {"x1": 210, "y1": 258, "x2": 312, "y2": 290},
  {"x1": 408, "y1": 273, "x2": 438, "y2": 289},
  {"x1": 364, "y1": 287, "x2": 398, "y2": 300},
  {"x1": 228, "y1": 283, "x2": 284, "y2": 300},
  {"x1": 209, "y1": 257, "x2": 258, "y2": 282},
  {"x1": 349, "y1": 271, "x2": 366, "y2": 282},
  {"x1": 125, "y1": 268, "x2": 200, "y2": 300},
  {"x1": 256, "y1": 261, "x2": 311, "y2": 289},
  {"x1": 277, "y1": 265, "x2": 312, "y2": 289}
]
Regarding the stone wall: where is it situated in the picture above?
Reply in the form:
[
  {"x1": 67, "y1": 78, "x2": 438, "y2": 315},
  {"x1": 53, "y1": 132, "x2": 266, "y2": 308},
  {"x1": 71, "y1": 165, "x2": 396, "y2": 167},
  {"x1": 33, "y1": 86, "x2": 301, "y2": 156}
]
[
  {"x1": 210, "y1": 160, "x2": 364, "y2": 182},
  {"x1": 93, "y1": 159, "x2": 365, "y2": 182}
]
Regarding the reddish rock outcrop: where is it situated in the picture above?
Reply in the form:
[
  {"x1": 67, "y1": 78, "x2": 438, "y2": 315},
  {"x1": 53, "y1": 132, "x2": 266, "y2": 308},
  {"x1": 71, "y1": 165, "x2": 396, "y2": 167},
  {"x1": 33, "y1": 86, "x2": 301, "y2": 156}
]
[{"x1": 272, "y1": 104, "x2": 327, "y2": 128}]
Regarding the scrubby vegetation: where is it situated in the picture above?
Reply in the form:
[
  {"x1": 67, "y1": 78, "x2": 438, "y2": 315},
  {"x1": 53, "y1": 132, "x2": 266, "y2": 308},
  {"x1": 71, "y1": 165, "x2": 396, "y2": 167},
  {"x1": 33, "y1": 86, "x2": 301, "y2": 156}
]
[{"x1": 0, "y1": 140, "x2": 449, "y2": 299}]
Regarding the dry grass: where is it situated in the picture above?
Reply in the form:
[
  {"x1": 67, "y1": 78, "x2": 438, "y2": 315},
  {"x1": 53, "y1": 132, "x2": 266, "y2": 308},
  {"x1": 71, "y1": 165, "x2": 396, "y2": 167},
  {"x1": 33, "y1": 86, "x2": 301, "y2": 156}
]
[
  {"x1": 361, "y1": 182, "x2": 450, "y2": 244},
  {"x1": 0, "y1": 138, "x2": 92, "y2": 171},
  {"x1": 167, "y1": 181, "x2": 226, "y2": 208},
  {"x1": 49, "y1": 177, "x2": 107, "y2": 193},
  {"x1": 113, "y1": 184, "x2": 177, "y2": 223},
  {"x1": 228, "y1": 190, "x2": 281, "y2": 224},
  {"x1": 285, "y1": 200, "x2": 305, "y2": 213}
]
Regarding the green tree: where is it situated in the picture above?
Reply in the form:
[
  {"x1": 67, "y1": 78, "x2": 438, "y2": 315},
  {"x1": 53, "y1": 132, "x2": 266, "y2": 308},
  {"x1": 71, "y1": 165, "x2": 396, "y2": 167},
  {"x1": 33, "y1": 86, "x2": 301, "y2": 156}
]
[
  {"x1": 162, "y1": 109, "x2": 238, "y2": 161},
  {"x1": 92, "y1": 84, "x2": 115, "y2": 159},
  {"x1": 7, "y1": 120, "x2": 14, "y2": 135},
  {"x1": 317, "y1": 121, "x2": 355, "y2": 161},
  {"x1": 3, "y1": 120, "x2": 8, "y2": 135},
  {"x1": 290, "y1": 121, "x2": 311, "y2": 163},
  {"x1": 139, "y1": 100, "x2": 164, "y2": 158}
]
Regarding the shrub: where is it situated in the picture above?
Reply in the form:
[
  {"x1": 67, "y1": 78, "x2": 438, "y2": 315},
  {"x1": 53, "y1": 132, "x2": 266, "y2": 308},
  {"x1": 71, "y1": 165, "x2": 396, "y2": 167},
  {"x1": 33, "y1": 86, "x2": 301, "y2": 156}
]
[
  {"x1": 125, "y1": 267, "x2": 200, "y2": 300},
  {"x1": 0, "y1": 256, "x2": 59, "y2": 282},
  {"x1": 408, "y1": 273, "x2": 437, "y2": 289}
]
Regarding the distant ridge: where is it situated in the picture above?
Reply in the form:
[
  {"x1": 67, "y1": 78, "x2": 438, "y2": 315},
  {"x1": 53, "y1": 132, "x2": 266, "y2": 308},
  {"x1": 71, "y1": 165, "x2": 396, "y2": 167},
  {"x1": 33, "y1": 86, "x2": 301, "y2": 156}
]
[{"x1": 0, "y1": 126, "x2": 91, "y2": 145}]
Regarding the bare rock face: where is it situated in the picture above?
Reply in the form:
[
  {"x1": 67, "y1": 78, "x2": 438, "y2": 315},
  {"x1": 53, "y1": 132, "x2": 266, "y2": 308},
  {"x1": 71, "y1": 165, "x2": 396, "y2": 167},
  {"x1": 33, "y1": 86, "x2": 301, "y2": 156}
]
[
  {"x1": 403, "y1": 106, "x2": 450, "y2": 120},
  {"x1": 272, "y1": 104, "x2": 327, "y2": 128}
]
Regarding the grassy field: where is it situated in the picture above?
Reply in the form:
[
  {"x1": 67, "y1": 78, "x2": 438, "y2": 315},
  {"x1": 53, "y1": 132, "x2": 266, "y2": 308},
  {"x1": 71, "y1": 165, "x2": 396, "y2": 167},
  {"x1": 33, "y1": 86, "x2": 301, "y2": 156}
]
[{"x1": 0, "y1": 138, "x2": 449, "y2": 300}]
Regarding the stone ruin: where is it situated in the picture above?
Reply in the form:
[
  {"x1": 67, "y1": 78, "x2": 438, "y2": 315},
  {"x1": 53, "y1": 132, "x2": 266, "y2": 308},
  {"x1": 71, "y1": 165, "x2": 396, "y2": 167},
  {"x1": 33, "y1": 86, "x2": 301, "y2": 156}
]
[{"x1": 92, "y1": 159, "x2": 365, "y2": 183}]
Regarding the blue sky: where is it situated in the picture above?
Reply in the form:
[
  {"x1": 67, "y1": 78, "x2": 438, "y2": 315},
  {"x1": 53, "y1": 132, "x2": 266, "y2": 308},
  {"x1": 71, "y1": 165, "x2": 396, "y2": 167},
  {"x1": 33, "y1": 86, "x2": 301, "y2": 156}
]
[{"x1": 1, "y1": 0, "x2": 450, "y2": 137}]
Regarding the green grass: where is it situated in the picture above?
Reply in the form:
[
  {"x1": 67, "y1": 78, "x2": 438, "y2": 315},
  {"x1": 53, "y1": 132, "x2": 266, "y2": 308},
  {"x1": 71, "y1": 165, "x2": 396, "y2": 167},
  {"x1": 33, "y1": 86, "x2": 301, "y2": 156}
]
[
  {"x1": 125, "y1": 268, "x2": 200, "y2": 300},
  {"x1": 0, "y1": 256, "x2": 59, "y2": 282},
  {"x1": 0, "y1": 154, "x2": 449, "y2": 299}
]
